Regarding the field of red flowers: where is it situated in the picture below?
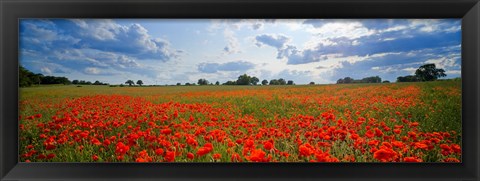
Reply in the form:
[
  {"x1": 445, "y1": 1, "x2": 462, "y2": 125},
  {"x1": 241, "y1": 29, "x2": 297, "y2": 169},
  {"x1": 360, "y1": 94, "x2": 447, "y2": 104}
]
[{"x1": 19, "y1": 81, "x2": 461, "y2": 162}]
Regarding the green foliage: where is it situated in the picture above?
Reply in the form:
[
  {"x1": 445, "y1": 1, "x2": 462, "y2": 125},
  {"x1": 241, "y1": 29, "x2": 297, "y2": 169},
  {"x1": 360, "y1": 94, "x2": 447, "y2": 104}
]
[
  {"x1": 223, "y1": 81, "x2": 237, "y2": 85},
  {"x1": 397, "y1": 75, "x2": 420, "y2": 82},
  {"x1": 397, "y1": 63, "x2": 447, "y2": 82},
  {"x1": 337, "y1": 76, "x2": 381, "y2": 84},
  {"x1": 269, "y1": 78, "x2": 287, "y2": 85},
  {"x1": 136, "y1": 80, "x2": 144, "y2": 86},
  {"x1": 236, "y1": 74, "x2": 251, "y2": 85},
  {"x1": 125, "y1": 80, "x2": 135, "y2": 86},
  {"x1": 198, "y1": 79, "x2": 209, "y2": 85},
  {"x1": 415, "y1": 63, "x2": 447, "y2": 81},
  {"x1": 251, "y1": 77, "x2": 259, "y2": 85},
  {"x1": 19, "y1": 66, "x2": 71, "y2": 87},
  {"x1": 261, "y1": 79, "x2": 268, "y2": 85}
]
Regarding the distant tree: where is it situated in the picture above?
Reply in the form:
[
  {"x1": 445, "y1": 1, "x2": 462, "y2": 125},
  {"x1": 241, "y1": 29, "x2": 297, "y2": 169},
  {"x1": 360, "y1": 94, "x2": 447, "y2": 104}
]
[
  {"x1": 361, "y1": 76, "x2": 382, "y2": 83},
  {"x1": 415, "y1": 63, "x2": 447, "y2": 81},
  {"x1": 250, "y1": 77, "x2": 260, "y2": 85},
  {"x1": 337, "y1": 78, "x2": 344, "y2": 84},
  {"x1": 19, "y1": 66, "x2": 33, "y2": 87},
  {"x1": 19, "y1": 66, "x2": 74, "y2": 86},
  {"x1": 72, "y1": 80, "x2": 79, "y2": 84},
  {"x1": 309, "y1": 82, "x2": 315, "y2": 85},
  {"x1": 198, "y1": 78, "x2": 209, "y2": 85},
  {"x1": 261, "y1": 79, "x2": 268, "y2": 85},
  {"x1": 41, "y1": 76, "x2": 71, "y2": 85},
  {"x1": 223, "y1": 80, "x2": 236, "y2": 85},
  {"x1": 278, "y1": 78, "x2": 286, "y2": 85},
  {"x1": 176, "y1": 83, "x2": 181, "y2": 86},
  {"x1": 382, "y1": 80, "x2": 390, "y2": 83},
  {"x1": 185, "y1": 83, "x2": 191, "y2": 86},
  {"x1": 136, "y1": 80, "x2": 143, "y2": 86},
  {"x1": 287, "y1": 80, "x2": 294, "y2": 85},
  {"x1": 215, "y1": 81, "x2": 220, "y2": 85},
  {"x1": 397, "y1": 75, "x2": 420, "y2": 82},
  {"x1": 32, "y1": 73, "x2": 43, "y2": 85},
  {"x1": 93, "y1": 80, "x2": 102, "y2": 85},
  {"x1": 85, "y1": 81, "x2": 92, "y2": 85},
  {"x1": 125, "y1": 80, "x2": 135, "y2": 86},
  {"x1": 269, "y1": 79, "x2": 279, "y2": 85},
  {"x1": 343, "y1": 77, "x2": 353, "y2": 84},
  {"x1": 236, "y1": 74, "x2": 251, "y2": 85}
]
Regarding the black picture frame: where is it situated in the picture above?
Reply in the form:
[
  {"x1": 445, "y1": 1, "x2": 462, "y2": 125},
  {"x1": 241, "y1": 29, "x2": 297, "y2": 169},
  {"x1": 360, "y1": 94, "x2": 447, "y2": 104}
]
[{"x1": 1, "y1": 0, "x2": 479, "y2": 180}]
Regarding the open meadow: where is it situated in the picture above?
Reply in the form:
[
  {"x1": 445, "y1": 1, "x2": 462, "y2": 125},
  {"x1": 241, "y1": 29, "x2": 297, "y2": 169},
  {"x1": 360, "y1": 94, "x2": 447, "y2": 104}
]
[{"x1": 19, "y1": 81, "x2": 461, "y2": 162}]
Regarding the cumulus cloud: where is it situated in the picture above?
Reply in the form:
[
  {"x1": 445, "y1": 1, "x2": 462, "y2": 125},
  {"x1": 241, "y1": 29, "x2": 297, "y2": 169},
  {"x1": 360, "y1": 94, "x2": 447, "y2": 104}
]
[
  {"x1": 254, "y1": 34, "x2": 291, "y2": 49},
  {"x1": 84, "y1": 67, "x2": 101, "y2": 75},
  {"x1": 69, "y1": 20, "x2": 181, "y2": 61},
  {"x1": 22, "y1": 60, "x2": 72, "y2": 76},
  {"x1": 210, "y1": 19, "x2": 277, "y2": 55},
  {"x1": 332, "y1": 45, "x2": 461, "y2": 82},
  {"x1": 21, "y1": 19, "x2": 181, "y2": 62},
  {"x1": 198, "y1": 61, "x2": 255, "y2": 73},
  {"x1": 222, "y1": 28, "x2": 241, "y2": 54},
  {"x1": 19, "y1": 19, "x2": 184, "y2": 80},
  {"x1": 210, "y1": 19, "x2": 276, "y2": 31},
  {"x1": 253, "y1": 20, "x2": 461, "y2": 65},
  {"x1": 253, "y1": 34, "x2": 349, "y2": 65},
  {"x1": 425, "y1": 56, "x2": 459, "y2": 69},
  {"x1": 40, "y1": 67, "x2": 53, "y2": 74}
]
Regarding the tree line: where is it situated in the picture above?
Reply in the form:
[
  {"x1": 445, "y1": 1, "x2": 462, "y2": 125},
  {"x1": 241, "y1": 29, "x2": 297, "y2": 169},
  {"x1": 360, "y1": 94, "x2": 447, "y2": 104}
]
[
  {"x1": 337, "y1": 76, "x2": 384, "y2": 84},
  {"x1": 21, "y1": 63, "x2": 449, "y2": 87},
  {"x1": 20, "y1": 66, "x2": 71, "y2": 87},
  {"x1": 175, "y1": 74, "x2": 297, "y2": 86},
  {"x1": 72, "y1": 80, "x2": 109, "y2": 85},
  {"x1": 20, "y1": 66, "x2": 109, "y2": 87},
  {"x1": 335, "y1": 63, "x2": 448, "y2": 84}
]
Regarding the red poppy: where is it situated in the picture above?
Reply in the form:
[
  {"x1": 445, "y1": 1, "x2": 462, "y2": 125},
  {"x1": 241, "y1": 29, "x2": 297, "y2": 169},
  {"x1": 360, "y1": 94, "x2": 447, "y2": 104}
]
[
  {"x1": 187, "y1": 152, "x2": 194, "y2": 160},
  {"x1": 373, "y1": 148, "x2": 397, "y2": 162},
  {"x1": 92, "y1": 155, "x2": 99, "y2": 161},
  {"x1": 213, "y1": 153, "x2": 221, "y2": 160},
  {"x1": 164, "y1": 151, "x2": 175, "y2": 162},
  {"x1": 403, "y1": 157, "x2": 422, "y2": 162}
]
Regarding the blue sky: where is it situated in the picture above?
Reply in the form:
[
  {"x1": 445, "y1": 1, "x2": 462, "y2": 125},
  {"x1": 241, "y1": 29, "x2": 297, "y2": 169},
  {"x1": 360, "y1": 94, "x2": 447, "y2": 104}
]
[{"x1": 19, "y1": 19, "x2": 461, "y2": 85}]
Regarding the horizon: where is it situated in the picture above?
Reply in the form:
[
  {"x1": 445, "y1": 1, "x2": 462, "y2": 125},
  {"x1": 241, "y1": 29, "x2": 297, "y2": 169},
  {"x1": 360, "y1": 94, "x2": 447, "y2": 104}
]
[{"x1": 19, "y1": 19, "x2": 462, "y2": 85}]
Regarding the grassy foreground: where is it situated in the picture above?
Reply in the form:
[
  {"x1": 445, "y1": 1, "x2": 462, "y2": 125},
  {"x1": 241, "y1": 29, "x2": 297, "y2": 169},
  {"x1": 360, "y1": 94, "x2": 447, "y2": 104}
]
[{"x1": 19, "y1": 81, "x2": 461, "y2": 162}]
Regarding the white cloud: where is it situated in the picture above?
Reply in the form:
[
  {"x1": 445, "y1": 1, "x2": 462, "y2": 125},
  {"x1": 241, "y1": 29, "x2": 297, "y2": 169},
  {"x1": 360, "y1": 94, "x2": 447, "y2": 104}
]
[
  {"x1": 84, "y1": 67, "x2": 101, "y2": 75},
  {"x1": 254, "y1": 34, "x2": 291, "y2": 49},
  {"x1": 446, "y1": 70, "x2": 461, "y2": 75},
  {"x1": 223, "y1": 28, "x2": 240, "y2": 54},
  {"x1": 305, "y1": 21, "x2": 376, "y2": 40},
  {"x1": 382, "y1": 38, "x2": 397, "y2": 41},
  {"x1": 40, "y1": 67, "x2": 52, "y2": 74},
  {"x1": 71, "y1": 19, "x2": 121, "y2": 41},
  {"x1": 425, "y1": 56, "x2": 459, "y2": 69},
  {"x1": 402, "y1": 67, "x2": 417, "y2": 74}
]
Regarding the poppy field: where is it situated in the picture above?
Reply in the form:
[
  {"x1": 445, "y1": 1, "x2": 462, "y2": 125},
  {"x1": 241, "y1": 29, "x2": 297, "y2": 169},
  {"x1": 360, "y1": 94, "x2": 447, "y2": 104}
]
[{"x1": 19, "y1": 81, "x2": 461, "y2": 162}]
